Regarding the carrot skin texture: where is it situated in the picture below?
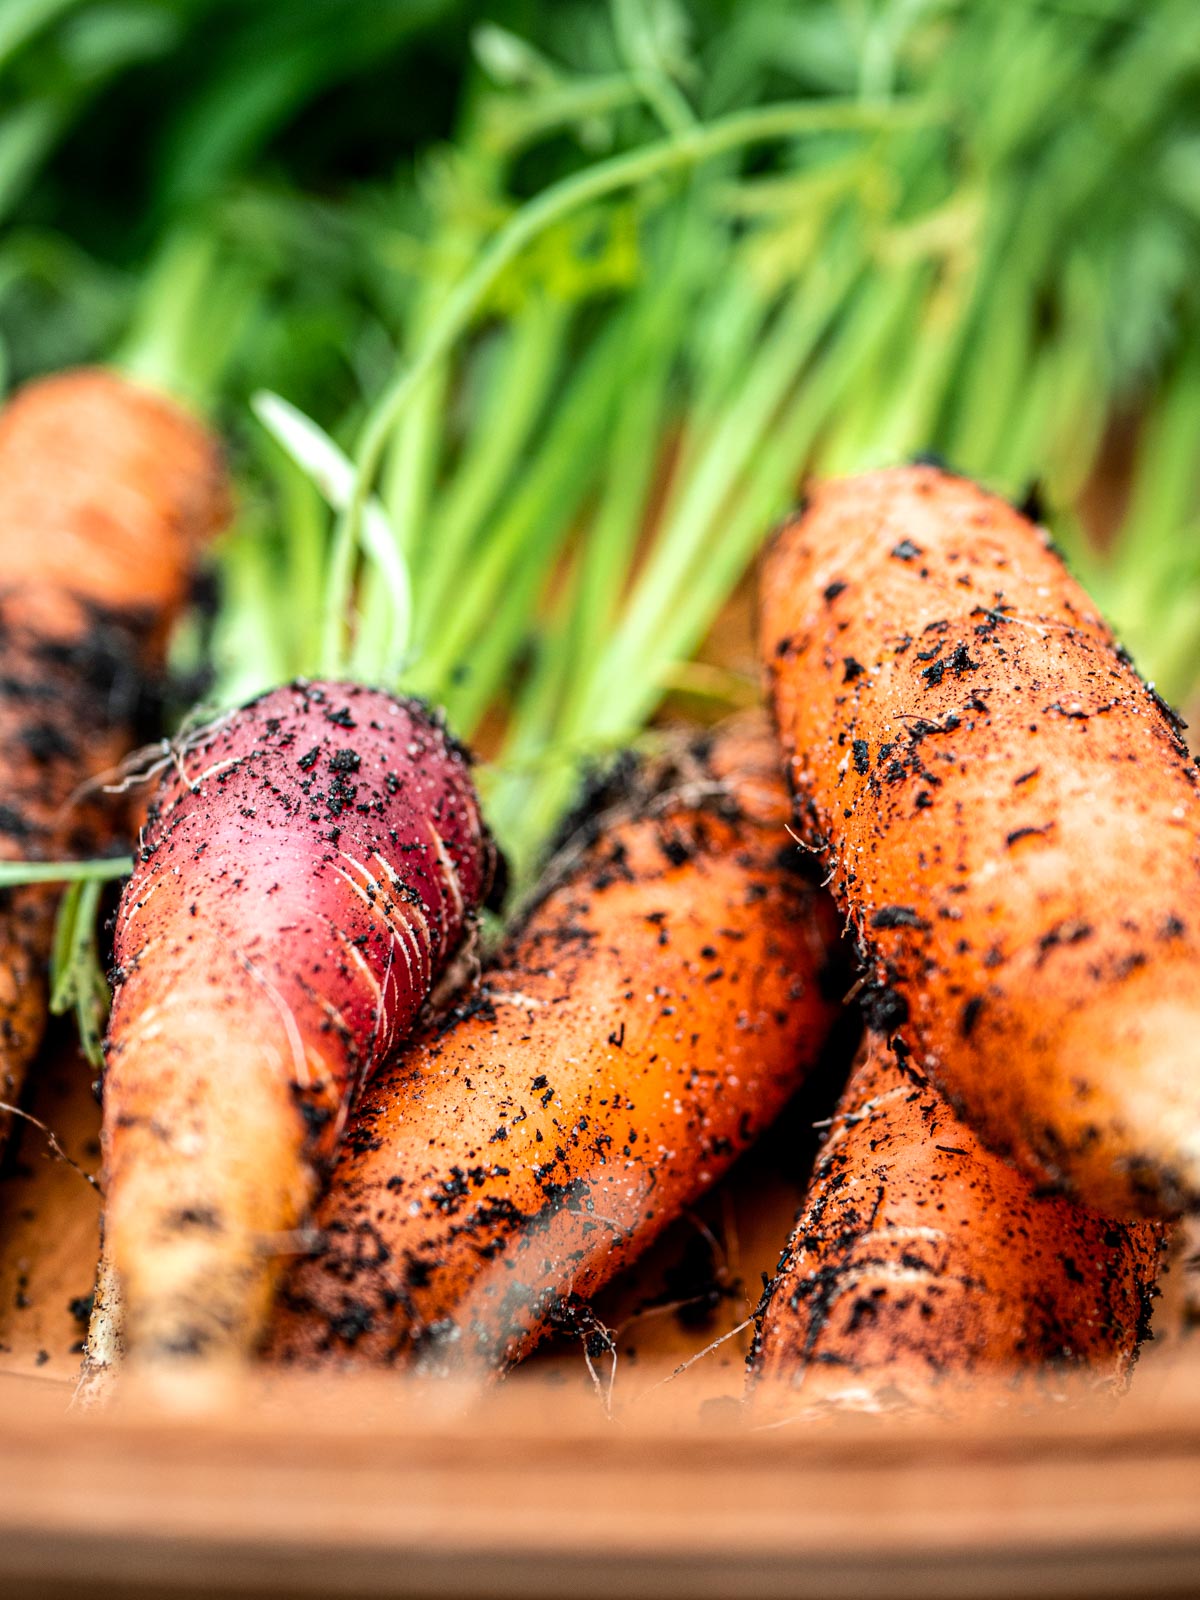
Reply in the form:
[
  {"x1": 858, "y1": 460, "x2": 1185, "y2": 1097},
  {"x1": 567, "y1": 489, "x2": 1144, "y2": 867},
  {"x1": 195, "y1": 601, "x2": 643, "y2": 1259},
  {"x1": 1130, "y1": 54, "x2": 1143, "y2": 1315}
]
[
  {"x1": 101, "y1": 680, "x2": 497, "y2": 1363},
  {"x1": 267, "y1": 718, "x2": 842, "y2": 1375},
  {"x1": 749, "y1": 1034, "x2": 1165, "y2": 1417},
  {"x1": 0, "y1": 369, "x2": 228, "y2": 1127},
  {"x1": 761, "y1": 466, "x2": 1200, "y2": 1217},
  {"x1": 0, "y1": 367, "x2": 229, "y2": 633}
]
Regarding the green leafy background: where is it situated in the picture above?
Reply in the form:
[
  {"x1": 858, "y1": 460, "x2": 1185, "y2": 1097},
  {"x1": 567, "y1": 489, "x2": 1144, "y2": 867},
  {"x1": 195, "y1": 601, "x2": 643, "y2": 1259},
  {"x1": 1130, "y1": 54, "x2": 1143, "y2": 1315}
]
[{"x1": 4, "y1": 0, "x2": 1199, "y2": 883}]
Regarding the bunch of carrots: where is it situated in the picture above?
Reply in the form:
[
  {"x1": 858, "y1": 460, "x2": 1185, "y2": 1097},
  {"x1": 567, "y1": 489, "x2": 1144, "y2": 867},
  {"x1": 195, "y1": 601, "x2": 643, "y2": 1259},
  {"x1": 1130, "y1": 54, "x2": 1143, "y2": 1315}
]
[
  {"x1": 0, "y1": 2, "x2": 1198, "y2": 1422},
  {"x1": 0, "y1": 359, "x2": 1192, "y2": 1424}
]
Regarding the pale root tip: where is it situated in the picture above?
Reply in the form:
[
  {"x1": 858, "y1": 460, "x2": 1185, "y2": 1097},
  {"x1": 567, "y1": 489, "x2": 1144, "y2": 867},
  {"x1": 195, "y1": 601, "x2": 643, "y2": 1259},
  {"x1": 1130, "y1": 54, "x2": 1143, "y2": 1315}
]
[{"x1": 1056, "y1": 990, "x2": 1200, "y2": 1217}]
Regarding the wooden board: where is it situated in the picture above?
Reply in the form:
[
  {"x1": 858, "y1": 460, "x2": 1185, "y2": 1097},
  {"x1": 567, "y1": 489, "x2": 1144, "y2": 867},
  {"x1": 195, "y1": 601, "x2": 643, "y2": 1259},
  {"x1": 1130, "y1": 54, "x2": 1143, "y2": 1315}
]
[{"x1": 3, "y1": 1363, "x2": 1200, "y2": 1600}]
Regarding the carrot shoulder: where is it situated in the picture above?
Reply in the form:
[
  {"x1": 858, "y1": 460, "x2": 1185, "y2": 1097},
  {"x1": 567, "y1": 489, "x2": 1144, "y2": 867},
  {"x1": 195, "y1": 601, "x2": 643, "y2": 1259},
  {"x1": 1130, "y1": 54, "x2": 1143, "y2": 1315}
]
[
  {"x1": 761, "y1": 465, "x2": 1200, "y2": 1217},
  {"x1": 748, "y1": 1034, "x2": 1164, "y2": 1418},
  {"x1": 267, "y1": 716, "x2": 841, "y2": 1374},
  {"x1": 98, "y1": 682, "x2": 498, "y2": 1368},
  {"x1": 0, "y1": 369, "x2": 228, "y2": 1132}
]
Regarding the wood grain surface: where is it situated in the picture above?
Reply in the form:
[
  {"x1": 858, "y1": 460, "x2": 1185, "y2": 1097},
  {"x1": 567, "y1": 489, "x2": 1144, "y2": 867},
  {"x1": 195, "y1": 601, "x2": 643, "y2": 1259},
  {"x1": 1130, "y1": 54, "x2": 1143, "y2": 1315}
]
[{"x1": 1, "y1": 1361, "x2": 1200, "y2": 1599}]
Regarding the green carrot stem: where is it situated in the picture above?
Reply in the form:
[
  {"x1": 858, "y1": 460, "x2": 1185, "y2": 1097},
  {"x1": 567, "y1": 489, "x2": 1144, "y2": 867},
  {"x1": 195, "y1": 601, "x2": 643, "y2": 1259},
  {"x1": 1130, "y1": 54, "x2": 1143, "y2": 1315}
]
[
  {"x1": 1111, "y1": 340, "x2": 1200, "y2": 587},
  {"x1": 49, "y1": 877, "x2": 99, "y2": 1011},
  {"x1": 0, "y1": 0, "x2": 85, "y2": 71},
  {"x1": 560, "y1": 301, "x2": 677, "y2": 702},
  {"x1": 0, "y1": 98, "x2": 68, "y2": 223},
  {"x1": 210, "y1": 516, "x2": 292, "y2": 704},
  {"x1": 590, "y1": 262, "x2": 916, "y2": 745},
  {"x1": 416, "y1": 297, "x2": 569, "y2": 644},
  {"x1": 112, "y1": 227, "x2": 215, "y2": 387},
  {"x1": 480, "y1": 72, "x2": 657, "y2": 155},
  {"x1": 955, "y1": 304, "x2": 1035, "y2": 480},
  {"x1": 487, "y1": 576, "x2": 588, "y2": 863},
  {"x1": 352, "y1": 358, "x2": 448, "y2": 682},
  {"x1": 405, "y1": 314, "x2": 630, "y2": 718},
  {"x1": 1035, "y1": 258, "x2": 1108, "y2": 505},
  {"x1": 555, "y1": 202, "x2": 711, "y2": 711},
  {"x1": 814, "y1": 263, "x2": 930, "y2": 474},
  {"x1": 277, "y1": 454, "x2": 328, "y2": 681},
  {"x1": 381, "y1": 358, "x2": 448, "y2": 561},
  {"x1": 611, "y1": 0, "x2": 697, "y2": 136},
  {"x1": 0, "y1": 858, "x2": 133, "y2": 887},
  {"x1": 863, "y1": 268, "x2": 976, "y2": 468},
  {"x1": 589, "y1": 255, "x2": 875, "y2": 722},
  {"x1": 321, "y1": 93, "x2": 936, "y2": 674}
]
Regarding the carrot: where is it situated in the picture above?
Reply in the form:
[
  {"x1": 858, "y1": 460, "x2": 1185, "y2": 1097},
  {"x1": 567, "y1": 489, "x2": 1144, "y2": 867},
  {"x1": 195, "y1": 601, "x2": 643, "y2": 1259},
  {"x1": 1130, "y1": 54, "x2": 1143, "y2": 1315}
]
[
  {"x1": 761, "y1": 465, "x2": 1200, "y2": 1218},
  {"x1": 266, "y1": 716, "x2": 841, "y2": 1375},
  {"x1": 748, "y1": 1033, "x2": 1165, "y2": 1417},
  {"x1": 0, "y1": 368, "x2": 227, "y2": 1137},
  {"x1": 96, "y1": 680, "x2": 498, "y2": 1368}
]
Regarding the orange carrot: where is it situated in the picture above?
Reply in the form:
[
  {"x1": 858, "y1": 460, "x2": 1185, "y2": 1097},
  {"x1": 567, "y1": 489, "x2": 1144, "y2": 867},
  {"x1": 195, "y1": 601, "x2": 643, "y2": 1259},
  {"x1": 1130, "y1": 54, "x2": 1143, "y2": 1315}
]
[
  {"x1": 266, "y1": 716, "x2": 841, "y2": 1375},
  {"x1": 0, "y1": 367, "x2": 227, "y2": 634},
  {"x1": 749, "y1": 1034, "x2": 1164, "y2": 1417},
  {"x1": 0, "y1": 368, "x2": 228, "y2": 1136},
  {"x1": 96, "y1": 681, "x2": 498, "y2": 1370},
  {"x1": 761, "y1": 465, "x2": 1200, "y2": 1218}
]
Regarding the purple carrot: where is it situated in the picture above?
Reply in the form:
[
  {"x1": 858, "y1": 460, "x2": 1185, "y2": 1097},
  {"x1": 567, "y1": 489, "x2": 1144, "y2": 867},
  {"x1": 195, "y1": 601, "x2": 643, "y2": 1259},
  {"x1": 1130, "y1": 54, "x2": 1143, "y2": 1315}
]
[{"x1": 98, "y1": 679, "x2": 498, "y2": 1367}]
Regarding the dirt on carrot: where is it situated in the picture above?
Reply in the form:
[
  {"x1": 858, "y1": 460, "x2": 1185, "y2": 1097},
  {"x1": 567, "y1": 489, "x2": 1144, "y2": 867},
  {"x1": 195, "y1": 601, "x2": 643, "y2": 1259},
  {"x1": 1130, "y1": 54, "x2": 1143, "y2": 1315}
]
[
  {"x1": 92, "y1": 681, "x2": 498, "y2": 1373},
  {"x1": 265, "y1": 714, "x2": 843, "y2": 1376},
  {"x1": 748, "y1": 1033, "x2": 1165, "y2": 1420},
  {"x1": 761, "y1": 465, "x2": 1200, "y2": 1218}
]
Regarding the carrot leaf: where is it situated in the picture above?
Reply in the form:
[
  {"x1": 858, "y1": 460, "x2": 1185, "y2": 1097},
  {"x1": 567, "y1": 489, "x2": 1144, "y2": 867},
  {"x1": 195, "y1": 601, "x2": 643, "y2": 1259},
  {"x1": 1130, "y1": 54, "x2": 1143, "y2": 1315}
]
[{"x1": 49, "y1": 876, "x2": 111, "y2": 1070}]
